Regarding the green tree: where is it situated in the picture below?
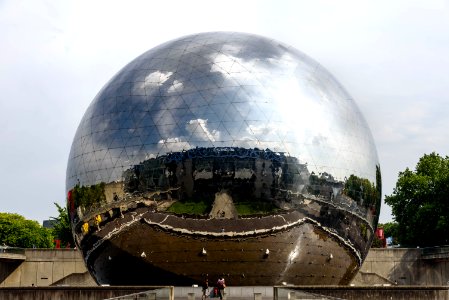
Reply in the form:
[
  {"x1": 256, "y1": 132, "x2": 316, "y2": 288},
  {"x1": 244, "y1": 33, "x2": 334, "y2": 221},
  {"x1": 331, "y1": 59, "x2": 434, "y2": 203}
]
[
  {"x1": 0, "y1": 213, "x2": 53, "y2": 248},
  {"x1": 385, "y1": 152, "x2": 449, "y2": 247},
  {"x1": 51, "y1": 203, "x2": 75, "y2": 247}
]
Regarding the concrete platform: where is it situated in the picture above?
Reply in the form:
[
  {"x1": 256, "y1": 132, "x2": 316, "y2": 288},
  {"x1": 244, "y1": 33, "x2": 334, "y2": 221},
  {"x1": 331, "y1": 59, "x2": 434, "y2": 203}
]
[
  {"x1": 0, "y1": 253, "x2": 26, "y2": 262},
  {"x1": 1, "y1": 285, "x2": 449, "y2": 300}
]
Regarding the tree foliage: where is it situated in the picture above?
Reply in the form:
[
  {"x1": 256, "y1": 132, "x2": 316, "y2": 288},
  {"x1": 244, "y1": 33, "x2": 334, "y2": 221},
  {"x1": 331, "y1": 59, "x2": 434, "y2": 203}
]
[
  {"x1": 380, "y1": 222, "x2": 399, "y2": 240},
  {"x1": 385, "y1": 152, "x2": 449, "y2": 247},
  {"x1": 371, "y1": 235, "x2": 384, "y2": 248},
  {"x1": 343, "y1": 174, "x2": 378, "y2": 207},
  {"x1": 0, "y1": 213, "x2": 53, "y2": 248},
  {"x1": 51, "y1": 203, "x2": 75, "y2": 247},
  {"x1": 71, "y1": 183, "x2": 106, "y2": 211}
]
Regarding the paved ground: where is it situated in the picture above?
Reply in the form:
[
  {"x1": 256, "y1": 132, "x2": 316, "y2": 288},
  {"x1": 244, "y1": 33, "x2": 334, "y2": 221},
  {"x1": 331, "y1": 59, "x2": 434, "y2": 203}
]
[{"x1": 172, "y1": 291, "x2": 338, "y2": 300}]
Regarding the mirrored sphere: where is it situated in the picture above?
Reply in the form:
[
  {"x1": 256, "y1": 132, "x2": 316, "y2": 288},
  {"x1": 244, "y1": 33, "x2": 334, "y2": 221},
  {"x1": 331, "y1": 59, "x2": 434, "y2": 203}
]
[{"x1": 67, "y1": 32, "x2": 381, "y2": 286}]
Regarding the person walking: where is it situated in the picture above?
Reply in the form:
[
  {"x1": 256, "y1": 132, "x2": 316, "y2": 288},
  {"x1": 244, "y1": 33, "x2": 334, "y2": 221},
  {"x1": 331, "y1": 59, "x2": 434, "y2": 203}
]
[
  {"x1": 202, "y1": 278, "x2": 209, "y2": 299},
  {"x1": 216, "y1": 277, "x2": 226, "y2": 300}
]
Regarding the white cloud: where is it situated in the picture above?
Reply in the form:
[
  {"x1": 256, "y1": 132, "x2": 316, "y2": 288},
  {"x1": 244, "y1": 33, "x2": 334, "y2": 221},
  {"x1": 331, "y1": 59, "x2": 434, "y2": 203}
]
[
  {"x1": 168, "y1": 80, "x2": 183, "y2": 93},
  {"x1": 143, "y1": 71, "x2": 173, "y2": 88},
  {"x1": 157, "y1": 137, "x2": 190, "y2": 152},
  {"x1": 186, "y1": 119, "x2": 220, "y2": 142},
  {"x1": 155, "y1": 119, "x2": 220, "y2": 152}
]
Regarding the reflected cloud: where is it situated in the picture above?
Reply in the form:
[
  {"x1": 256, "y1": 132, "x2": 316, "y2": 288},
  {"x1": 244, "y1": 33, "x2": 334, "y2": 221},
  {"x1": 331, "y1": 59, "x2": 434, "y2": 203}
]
[
  {"x1": 141, "y1": 70, "x2": 173, "y2": 89},
  {"x1": 157, "y1": 137, "x2": 190, "y2": 152},
  {"x1": 168, "y1": 80, "x2": 183, "y2": 93},
  {"x1": 68, "y1": 31, "x2": 380, "y2": 213},
  {"x1": 186, "y1": 119, "x2": 220, "y2": 142}
]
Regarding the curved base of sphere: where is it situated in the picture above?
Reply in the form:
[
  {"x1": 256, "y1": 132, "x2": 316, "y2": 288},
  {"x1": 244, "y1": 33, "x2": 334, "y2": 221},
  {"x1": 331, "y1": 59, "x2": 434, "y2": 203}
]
[{"x1": 79, "y1": 206, "x2": 366, "y2": 286}]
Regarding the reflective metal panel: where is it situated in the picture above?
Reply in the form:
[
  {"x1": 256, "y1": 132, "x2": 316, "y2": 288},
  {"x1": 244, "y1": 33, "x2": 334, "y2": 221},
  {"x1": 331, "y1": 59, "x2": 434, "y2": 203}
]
[{"x1": 66, "y1": 32, "x2": 381, "y2": 286}]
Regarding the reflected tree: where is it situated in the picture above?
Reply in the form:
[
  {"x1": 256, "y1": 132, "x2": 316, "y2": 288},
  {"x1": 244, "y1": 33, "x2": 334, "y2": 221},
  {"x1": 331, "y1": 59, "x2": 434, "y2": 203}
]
[
  {"x1": 343, "y1": 174, "x2": 377, "y2": 208},
  {"x1": 71, "y1": 183, "x2": 106, "y2": 211}
]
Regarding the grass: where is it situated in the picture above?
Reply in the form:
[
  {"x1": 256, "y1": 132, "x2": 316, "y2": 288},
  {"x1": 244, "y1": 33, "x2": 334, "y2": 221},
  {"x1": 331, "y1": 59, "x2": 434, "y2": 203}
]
[
  {"x1": 166, "y1": 201, "x2": 210, "y2": 215},
  {"x1": 234, "y1": 202, "x2": 280, "y2": 216},
  {"x1": 166, "y1": 200, "x2": 280, "y2": 216}
]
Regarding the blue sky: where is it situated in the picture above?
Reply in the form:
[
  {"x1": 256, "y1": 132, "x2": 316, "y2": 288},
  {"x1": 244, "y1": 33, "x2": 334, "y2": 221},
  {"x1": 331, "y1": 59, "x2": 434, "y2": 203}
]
[{"x1": 1, "y1": 0, "x2": 448, "y2": 224}]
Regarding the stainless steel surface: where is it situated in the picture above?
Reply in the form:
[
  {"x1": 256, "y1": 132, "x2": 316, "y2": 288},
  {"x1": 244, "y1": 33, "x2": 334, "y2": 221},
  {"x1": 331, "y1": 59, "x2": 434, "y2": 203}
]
[{"x1": 66, "y1": 32, "x2": 381, "y2": 285}]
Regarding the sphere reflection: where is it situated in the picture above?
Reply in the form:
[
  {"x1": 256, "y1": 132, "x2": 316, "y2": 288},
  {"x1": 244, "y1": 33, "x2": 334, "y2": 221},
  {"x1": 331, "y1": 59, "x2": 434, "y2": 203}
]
[{"x1": 67, "y1": 32, "x2": 381, "y2": 286}]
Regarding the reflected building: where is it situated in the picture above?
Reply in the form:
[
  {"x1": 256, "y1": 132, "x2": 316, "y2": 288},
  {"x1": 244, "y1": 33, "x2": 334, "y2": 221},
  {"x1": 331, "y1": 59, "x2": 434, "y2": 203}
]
[{"x1": 66, "y1": 32, "x2": 381, "y2": 286}]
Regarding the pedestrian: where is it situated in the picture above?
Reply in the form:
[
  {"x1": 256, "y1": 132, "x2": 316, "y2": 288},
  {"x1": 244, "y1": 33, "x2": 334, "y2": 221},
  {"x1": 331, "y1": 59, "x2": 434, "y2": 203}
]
[
  {"x1": 202, "y1": 278, "x2": 209, "y2": 299},
  {"x1": 217, "y1": 277, "x2": 226, "y2": 300}
]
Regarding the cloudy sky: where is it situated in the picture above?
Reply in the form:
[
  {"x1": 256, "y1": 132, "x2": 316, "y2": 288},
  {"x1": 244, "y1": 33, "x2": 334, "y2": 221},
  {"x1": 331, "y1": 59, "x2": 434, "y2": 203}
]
[{"x1": 1, "y1": 0, "x2": 448, "y2": 224}]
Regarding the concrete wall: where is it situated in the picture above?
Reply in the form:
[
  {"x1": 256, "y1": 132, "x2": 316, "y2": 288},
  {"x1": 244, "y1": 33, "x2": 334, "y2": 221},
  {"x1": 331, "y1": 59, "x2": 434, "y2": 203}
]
[
  {"x1": 1, "y1": 286, "x2": 447, "y2": 300},
  {"x1": 0, "y1": 286, "x2": 173, "y2": 300},
  {"x1": 355, "y1": 248, "x2": 449, "y2": 285},
  {"x1": 0, "y1": 249, "x2": 94, "y2": 287},
  {"x1": 275, "y1": 286, "x2": 449, "y2": 300},
  {"x1": 0, "y1": 261, "x2": 22, "y2": 287}
]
